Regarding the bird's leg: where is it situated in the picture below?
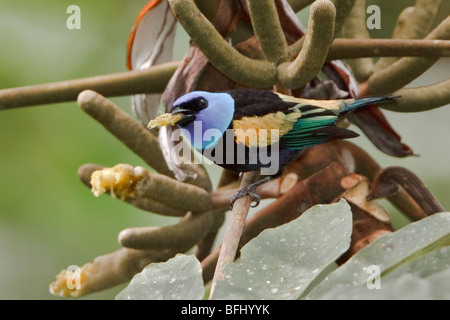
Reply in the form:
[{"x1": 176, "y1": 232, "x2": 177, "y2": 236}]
[{"x1": 230, "y1": 176, "x2": 274, "y2": 209}]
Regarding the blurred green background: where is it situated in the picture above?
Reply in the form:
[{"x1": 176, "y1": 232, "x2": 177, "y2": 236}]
[{"x1": 0, "y1": 0, "x2": 448, "y2": 299}]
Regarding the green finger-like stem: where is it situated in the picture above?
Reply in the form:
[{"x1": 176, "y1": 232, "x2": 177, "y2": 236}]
[
  {"x1": 77, "y1": 163, "x2": 187, "y2": 216},
  {"x1": 342, "y1": 0, "x2": 373, "y2": 82},
  {"x1": 367, "y1": 16, "x2": 450, "y2": 95},
  {"x1": 331, "y1": 0, "x2": 357, "y2": 37},
  {"x1": 277, "y1": 0, "x2": 336, "y2": 88},
  {"x1": 78, "y1": 163, "x2": 212, "y2": 215},
  {"x1": 287, "y1": 0, "x2": 315, "y2": 12},
  {"x1": 406, "y1": 0, "x2": 442, "y2": 39},
  {"x1": 77, "y1": 90, "x2": 173, "y2": 176},
  {"x1": 374, "y1": 0, "x2": 442, "y2": 72},
  {"x1": 138, "y1": 171, "x2": 212, "y2": 212},
  {"x1": 50, "y1": 248, "x2": 175, "y2": 297},
  {"x1": 380, "y1": 78, "x2": 450, "y2": 112},
  {"x1": 372, "y1": 7, "x2": 415, "y2": 73},
  {"x1": 168, "y1": 0, "x2": 277, "y2": 88},
  {"x1": 119, "y1": 211, "x2": 214, "y2": 251},
  {"x1": 247, "y1": 0, "x2": 287, "y2": 62}
]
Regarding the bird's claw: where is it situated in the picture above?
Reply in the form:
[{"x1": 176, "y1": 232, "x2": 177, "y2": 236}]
[{"x1": 230, "y1": 187, "x2": 261, "y2": 209}]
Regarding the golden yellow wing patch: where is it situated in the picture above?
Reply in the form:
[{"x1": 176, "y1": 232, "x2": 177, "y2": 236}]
[
  {"x1": 275, "y1": 92, "x2": 355, "y2": 112},
  {"x1": 232, "y1": 111, "x2": 301, "y2": 147}
]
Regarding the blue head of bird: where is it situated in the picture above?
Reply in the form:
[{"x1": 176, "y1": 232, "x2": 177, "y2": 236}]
[{"x1": 154, "y1": 91, "x2": 235, "y2": 150}]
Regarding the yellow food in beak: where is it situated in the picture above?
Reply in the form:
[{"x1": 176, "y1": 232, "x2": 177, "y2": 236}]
[{"x1": 147, "y1": 113, "x2": 184, "y2": 129}]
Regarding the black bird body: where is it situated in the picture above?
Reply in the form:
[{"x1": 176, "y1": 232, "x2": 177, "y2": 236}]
[
  {"x1": 148, "y1": 89, "x2": 397, "y2": 206},
  {"x1": 212, "y1": 89, "x2": 363, "y2": 175}
]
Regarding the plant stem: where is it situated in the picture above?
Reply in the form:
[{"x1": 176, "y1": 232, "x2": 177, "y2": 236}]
[
  {"x1": 380, "y1": 78, "x2": 450, "y2": 112},
  {"x1": 0, "y1": 61, "x2": 179, "y2": 110},
  {"x1": 77, "y1": 90, "x2": 173, "y2": 177},
  {"x1": 366, "y1": 16, "x2": 450, "y2": 95},
  {"x1": 50, "y1": 247, "x2": 176, "y2": 297},
  {"x1": 118, "y1": 211, "x2": 215, "y2": 251},
  {"x1": 331, "y1": 0, "x2": 357, "y2": 37},
  {"x1": 327, "y1": 39, "x2": 450, "y2": 60},
  {"x1": 287, "y1": 0, "x2": 315, "y2": 12},
  {"x1": 209, "y1": 171, "x2": 260, "y2": 298},
  {"x1": 1, "y1": 39, "x2": 448, "y2": 110},
  {"x1": 168, "y1": 0, "x2": 277, "y2": 88},
  {"x1": 373, "y1": 0, "x2": 441, "y2": 72},
  {"x1": 278, "y1": 0, "x2": 336, "y2": 88},
  {"x1": 247, "y1": 0, "x2": 287, "y2": 62},
  {"x1": 77, "y1": 163, "x2": 187, "y2": 216}
]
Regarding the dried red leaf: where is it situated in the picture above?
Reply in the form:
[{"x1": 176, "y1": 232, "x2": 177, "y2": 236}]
[
  {"x1": 126, "y1": 0, "x2": 164, "y2": 70},
  {"x1": 367, "y1": 166, "x2": 445, "y2": 216},
  {"x1": 127, "y1": 0, "x2": 176, "y2": 124},
  {"x1": 347, "y1": 105, "x2": 414, "y2": 157},
  {"x1": 162, "y1": 45, "x2": 210, "y2": 110},
  {"x1": 210, "y1": 0, "x2": 239, "y2": 34}
]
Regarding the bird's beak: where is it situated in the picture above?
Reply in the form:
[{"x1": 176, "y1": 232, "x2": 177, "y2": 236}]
[{"x1": 147, "y1": 108, "x2": 196, "y2": 129}]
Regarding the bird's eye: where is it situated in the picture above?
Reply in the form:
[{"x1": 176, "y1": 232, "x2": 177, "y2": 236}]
[{"x1": 197, "y1": 98, "x2": 208, "y2": 110}]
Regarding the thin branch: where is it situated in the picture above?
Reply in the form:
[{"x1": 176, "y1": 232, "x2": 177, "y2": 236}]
[
  {"x1": 278, "y1": 0, "x2": 336, "y2": 88},
  {"x1": 0, "y1": 61, "x2": 179, "y2": 110},
  {"x1": 285, "y1": 37, "x2": 450, "y2": 65},
  {"x1": 168, "y1": 0, "x2": 277, "y2": 88},
  {"x1": 195, "y1": 170, "x2": 239, "y2": 262},
  {"x1": 1, "y1": 39, "x2": 448, "y2": 112},
  {"x1": 364, "y1": 16, "x2": 450, "y2": 95},
  {"x1": 210, "y1": 178, "x2": 281, "y2": 211},
  {"x1": 247, "y1": 0, "x2": 287, "y2": 62},
  {"x1": 201, "y1": 161, "x2": 349, "y2": 285},
  {"x1": 209, "y1": 171, "x2": 260, "y2": 298},
  {"x1": 327, "y1": 39, "x2": 450, "y2": 61}
]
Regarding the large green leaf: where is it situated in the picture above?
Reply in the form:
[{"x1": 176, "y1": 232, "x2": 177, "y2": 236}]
[
  {"x1": 314, "y1": 246, "x2": 450, "y2": 299},
  {"x1": 307, "y1": 212, "x2": 450, "y2": 299},
  {"x1": 116, "y1": 254, "x2": 204, "y2": 300},
  {"x1": 211, "y1": 199, "x2": 353, "y2": 299}
]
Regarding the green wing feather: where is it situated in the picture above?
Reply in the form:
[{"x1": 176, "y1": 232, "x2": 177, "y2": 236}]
[
  {"x1": 281, "y1": 103, "x2": 360, "y2": 150},
  {"x1": 229, "y1": 90, "x2": 397, "y2": 150},
  {"x1": 277, "y1": 93, "x2": 397, "y2": 150},
  {"x1": 281, "y1": 114, "x2": 339, "y2": 149}
]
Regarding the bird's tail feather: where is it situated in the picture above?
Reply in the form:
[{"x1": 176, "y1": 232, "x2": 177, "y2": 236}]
[{"x1": 343, "y1": 96, "x2": 399, "y2": 113}]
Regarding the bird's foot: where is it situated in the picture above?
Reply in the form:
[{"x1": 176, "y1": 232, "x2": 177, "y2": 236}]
[
  {"x1": 230, "y1": 186, "x2": 261, "y2": 209},
  {"x1": 229, "y1": 176, "x2": 273, "y2": 209}
]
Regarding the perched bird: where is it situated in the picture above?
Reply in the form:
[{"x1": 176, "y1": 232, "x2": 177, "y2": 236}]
[{"x1": 149, "y1": 89, "x2": 397, "y2": 207}]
